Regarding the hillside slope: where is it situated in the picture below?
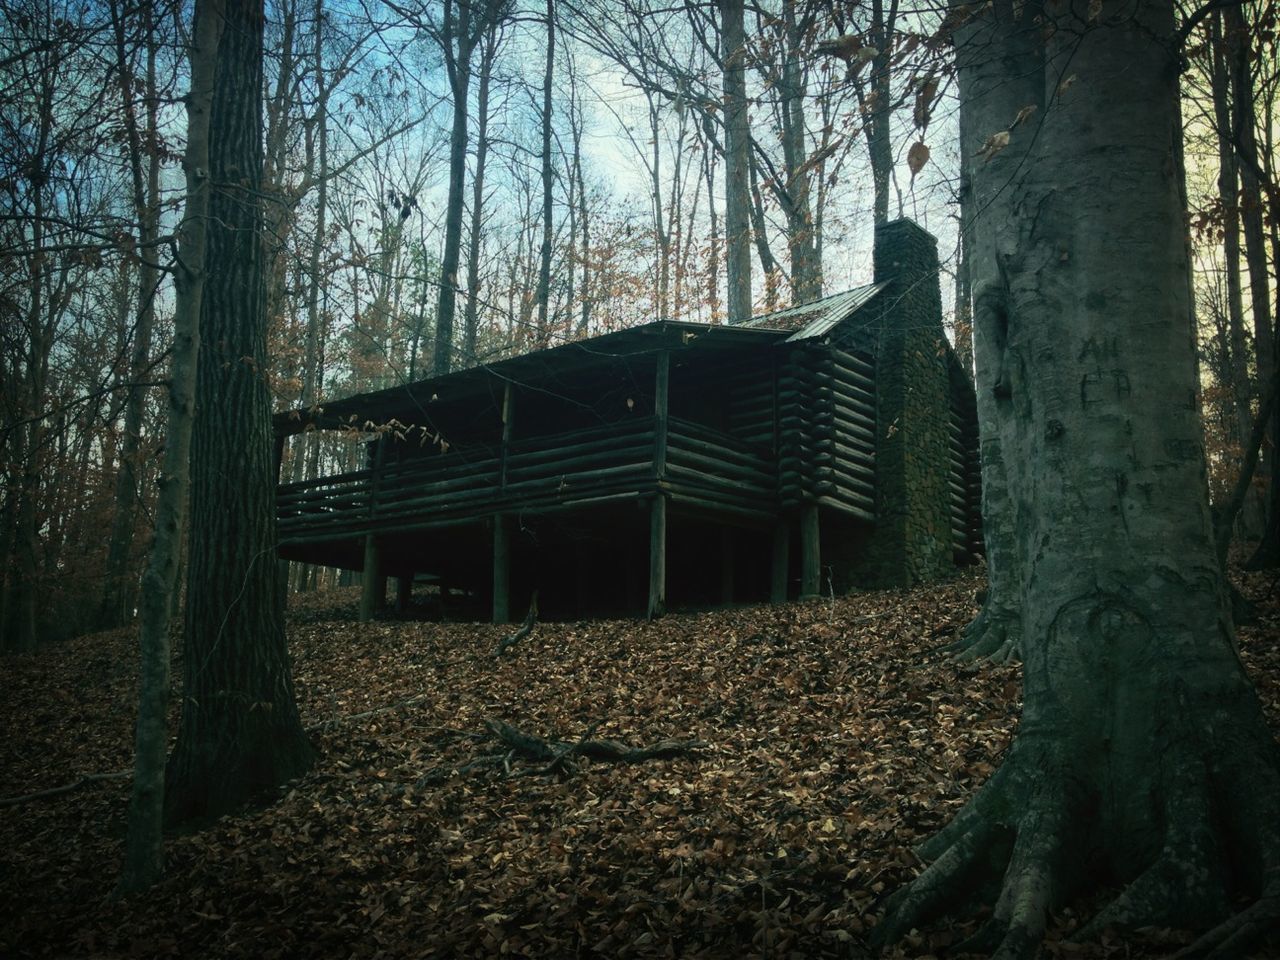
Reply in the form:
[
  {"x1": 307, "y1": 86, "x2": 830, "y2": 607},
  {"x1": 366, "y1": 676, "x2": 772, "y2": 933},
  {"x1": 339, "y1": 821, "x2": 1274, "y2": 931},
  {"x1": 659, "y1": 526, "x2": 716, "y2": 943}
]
[{"x1": 2, "y1": 571, "x2": 1277, "y2": 959}]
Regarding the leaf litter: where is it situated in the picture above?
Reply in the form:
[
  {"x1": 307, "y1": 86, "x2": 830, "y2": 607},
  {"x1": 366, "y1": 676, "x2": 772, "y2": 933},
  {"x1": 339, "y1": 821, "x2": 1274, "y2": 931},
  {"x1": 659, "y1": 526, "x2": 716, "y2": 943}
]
[{"x1": 2, "y1": 567, "x2": 1278, "y2": 959}]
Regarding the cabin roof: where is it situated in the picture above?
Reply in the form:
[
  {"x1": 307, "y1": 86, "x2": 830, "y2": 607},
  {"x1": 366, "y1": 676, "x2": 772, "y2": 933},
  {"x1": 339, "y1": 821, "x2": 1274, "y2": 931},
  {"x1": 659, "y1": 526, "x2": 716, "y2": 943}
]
[
  {"x1": 274, "y1": 285, "x2": 885, "y2": 436},
  {"x1": 733, "y1": 281, "x2": 885, "y2": 340}
]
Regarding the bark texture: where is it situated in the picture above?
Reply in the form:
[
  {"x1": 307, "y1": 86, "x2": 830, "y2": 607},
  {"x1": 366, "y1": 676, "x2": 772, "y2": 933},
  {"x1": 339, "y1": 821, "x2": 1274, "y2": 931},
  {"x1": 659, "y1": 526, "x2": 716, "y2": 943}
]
[
  {"x1": 877, "y1": 4, "x2": 1280, "y2": 956},
  {"x1": 943, "y1": 1, "x2": 1042, "y2": 664},
  {"x1": 721, "y1": 0, "x2": 751, "y2": 323},
  {"x1": 100, "y1": 0, "x2": 161, "y2": 630},
  {"x1": 165, "y1": 0, "x2": 313, "y2": 825},
  {"x1": 118, "y1": 0, "x2": 224, "y2": 892}
]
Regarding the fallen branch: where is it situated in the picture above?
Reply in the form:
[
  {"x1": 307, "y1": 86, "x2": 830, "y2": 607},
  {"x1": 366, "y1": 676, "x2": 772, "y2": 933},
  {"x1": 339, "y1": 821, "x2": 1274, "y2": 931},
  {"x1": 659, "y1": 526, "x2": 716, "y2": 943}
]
[
  {"x1": 544, "y1": 722, "x2": 601, "y2": 776},
  {"x1": 0, "y1": 770, "x2": 130, "y2": 808},
  {"x1": 306, "y1": 692, "x2": 433, "y2": 731},
  {"x1": 495, "y1": 591, "x2": 538, "y2": 658},
  {"x1": 484, "y1": 718, "x2": 704, "y2": 766},
  {"x1": 415, "y1": 754, "x2": 508, "y2": 788}
]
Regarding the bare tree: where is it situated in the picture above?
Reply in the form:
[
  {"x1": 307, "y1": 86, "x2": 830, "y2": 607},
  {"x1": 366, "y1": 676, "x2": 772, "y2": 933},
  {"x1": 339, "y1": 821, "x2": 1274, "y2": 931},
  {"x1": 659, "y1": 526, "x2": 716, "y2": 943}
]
[
  {"x1": 118, "y1": 0, "x2": 225, "y2": 892},
  {"x1": 165, "y1": 0, "x2": 313, "y2": 823}
]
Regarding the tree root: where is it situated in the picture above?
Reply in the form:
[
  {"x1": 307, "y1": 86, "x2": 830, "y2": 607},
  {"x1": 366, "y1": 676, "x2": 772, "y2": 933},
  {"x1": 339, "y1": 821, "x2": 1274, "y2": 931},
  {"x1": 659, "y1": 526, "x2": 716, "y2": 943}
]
[
  {"x1": 876, "y1": 761, "x2": 1068, "y2": 960},
  {"x1": 875, "y1": 728, "x2": 1280, "y2": 960},
  {"x1": 943, "y1": 595, "x2": 1021, "y2": 664},
  {"x1": 1174, "y1": 889, "x2": 1280, "y2": 959}
]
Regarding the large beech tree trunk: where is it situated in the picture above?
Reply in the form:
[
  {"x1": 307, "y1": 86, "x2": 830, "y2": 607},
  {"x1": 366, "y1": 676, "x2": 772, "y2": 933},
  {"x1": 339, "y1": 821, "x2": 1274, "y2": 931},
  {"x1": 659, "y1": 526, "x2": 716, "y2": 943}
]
[
  {"x1": 165, "y1": 0, "x2": 313, "y2": 824},
  {"x1": 877, "y1": 3, "x2": 1280, "y2": 957},
  {"x1": 942, "y1": 0, "x2": 1042, "y2": 664}
]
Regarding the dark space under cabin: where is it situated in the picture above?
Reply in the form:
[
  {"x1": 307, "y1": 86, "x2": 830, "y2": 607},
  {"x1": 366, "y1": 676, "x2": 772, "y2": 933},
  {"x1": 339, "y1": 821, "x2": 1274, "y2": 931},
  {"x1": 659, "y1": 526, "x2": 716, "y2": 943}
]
[{"x1": 273, "y1": 219, "x2": 982, "y2": 621}]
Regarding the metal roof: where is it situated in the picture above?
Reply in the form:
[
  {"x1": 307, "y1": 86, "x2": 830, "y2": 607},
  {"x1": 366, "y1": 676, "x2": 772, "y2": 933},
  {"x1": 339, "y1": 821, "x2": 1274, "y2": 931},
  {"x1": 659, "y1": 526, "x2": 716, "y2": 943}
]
[
  {"x1": 274, "y1": 286, "x2": 887, "y2": 435},
  {"x1": 273, "y1": 319, "x2": 786, "y2": 436},
  {"x1": 733, "y1": 282, "x2": 886, "y2": 341}
]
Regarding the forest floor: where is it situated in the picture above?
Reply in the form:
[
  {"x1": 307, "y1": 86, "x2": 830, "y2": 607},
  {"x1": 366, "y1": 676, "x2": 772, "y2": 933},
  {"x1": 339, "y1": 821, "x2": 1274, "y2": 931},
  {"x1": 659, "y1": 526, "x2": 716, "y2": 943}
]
[{"x1": 2, "y1": 567, "x2": 1278, "y2": 960}]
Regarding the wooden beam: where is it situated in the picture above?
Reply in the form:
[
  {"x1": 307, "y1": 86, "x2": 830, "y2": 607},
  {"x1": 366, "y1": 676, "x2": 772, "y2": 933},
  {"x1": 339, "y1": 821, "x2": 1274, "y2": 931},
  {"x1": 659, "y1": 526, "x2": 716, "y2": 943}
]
[
  {"x1": 653, "y1": 350, "x2": 670, "y2": 480},
  {"x1": 493, "y1": 514, "x2": 510, "y2": 624},
  {"x1": 648, "y1": 494, "x2": 666, "y2": 619},
  {"x1": 800, "y1": 503, "x2": 820, "y2": 599},
  {"x1": 771, "y1": 519, "x2": 790, "y2": 602}
]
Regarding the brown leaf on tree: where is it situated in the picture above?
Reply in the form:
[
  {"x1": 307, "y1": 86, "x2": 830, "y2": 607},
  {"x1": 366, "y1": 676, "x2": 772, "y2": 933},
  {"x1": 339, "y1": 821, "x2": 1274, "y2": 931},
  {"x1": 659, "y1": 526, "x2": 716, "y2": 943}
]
[
  {"x1": 976, "y1": 129, "x2": 1012, "y2": 163},
  {"x1": 907, "y1": 141, "x2": 931, "y2": 177}
]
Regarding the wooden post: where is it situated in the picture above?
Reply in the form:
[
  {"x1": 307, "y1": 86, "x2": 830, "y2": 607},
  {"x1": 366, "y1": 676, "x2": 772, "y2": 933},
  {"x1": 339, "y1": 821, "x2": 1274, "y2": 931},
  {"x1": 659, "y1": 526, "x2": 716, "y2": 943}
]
[
  {"x1": 492, "y1": 382, "x2": 515, "y2": 624},
  {"x1": 360, "y1": 535, "x2": 382, "y2": 620},
  {"x1": 800, "y1": 503, "x2": 820, "y2": 599},
  {"x1": 649, "y1": 351, "x2": 670, "y2": 619},
  {"x1": 720, "y1": 527, "x2": 735, "y2": 603},
  {"x1": 499, "y1": 381, "x2": 515, "y2": 489},
  {"x1": 574, "y1": 540, "x2": 590, "y2": 617},
  {"x1": 493, "y1": 515, "x2": 510, "y2": 624},
  {"x1": 396, "y1": 574, "x2": 413, "y2": 612},
  {"x1": 272, "y1": 433, "x2": 287, "y2": 483},
  {"x1": 653, "y1": 352, "x2": 670, "y2": 479},
  {"x1": 771, "y1": 519, "x2": 790, "y2": 602},
  {"x1": 648, "y1": 495, "x2": 666, "y2": 619},
  {"x1": 359, "y1": 436, "x2": 388, "y2": 622}
]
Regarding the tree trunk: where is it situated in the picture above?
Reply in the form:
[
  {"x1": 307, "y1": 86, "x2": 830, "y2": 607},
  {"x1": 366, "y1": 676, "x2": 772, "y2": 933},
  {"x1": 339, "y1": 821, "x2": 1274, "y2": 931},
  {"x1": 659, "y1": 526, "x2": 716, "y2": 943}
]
[
  {"x1": 866, "y1": 0, "x2": 896, "y2": 226},
  {"x1": 8, "y1": 70, "x2": 55, "y2": 654},
  {"x1": 431, "y1": 1, "x2": 473, "y2": 377},
  {"x1": 878, "y1": 4, "x2": 1280, "y2": 956},
  {"x1": 101, "y1": 0, "x2": 162, "y2": 629},
  {"x1": 164, "y1": 0, "x2": 313, "y2": 825},
  {"x1": 721, "y1": 0, "x2": 751, "y2": 322},
  {"x1": 534, "y1": 0, "x2": 555, "y2": 347},
  {"x1": 463, "y1": 19, "x2": 498, "y2": 364},
  {"x1": 293, "y1": 0, "x2": 328, "y2": 485},
  {"x1": 779, "y1": 0, "x2": 821, "y2": 303},
  {"x1": 569, "y1": 52, "x2": 591, "y2": 335},
  {"x1": 117, "y1": 0, "x2": 225, "y2": 893},
  {"x1": 1231, "y1": 3, "x2": 1279, "y2": 568},
  {"x1": 747, "y1": 155, "x2": 781, "y2": 310},
  {"x1": 702, "y1": 133, "x2": 720, "y2": 321},
  {"x1": 1210, "y1": 13, "x2": 1255, "y2": 526},
  {"x1": 942, "y1": 1, "x2": 1042, "y2": 665}
]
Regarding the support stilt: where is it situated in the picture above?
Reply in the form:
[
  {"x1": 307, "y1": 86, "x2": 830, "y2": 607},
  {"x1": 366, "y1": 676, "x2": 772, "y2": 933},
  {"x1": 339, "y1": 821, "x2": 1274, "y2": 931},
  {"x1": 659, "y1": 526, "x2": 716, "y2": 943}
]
[
  {"x1": 396, "y1": 574, "x2": 413, "y2": 612},
  {"x1": 771, "y1": 519, "x2": 790, "y2": 602},
  {"x1": 800, "y1": 504, "x2": 820, "y2": 600},
  {"x1": 720, "y1": 527, "x2": 735, "y2": 603},
  {"x1": 359, "y1": 535, "x2": 383, "y2": 621},
  {"x1": 648, "y1": 495, "x2": 667, "y2": 619},
  {"x1": 493, "y1": 515, "x2": 510, "y2": 624}
]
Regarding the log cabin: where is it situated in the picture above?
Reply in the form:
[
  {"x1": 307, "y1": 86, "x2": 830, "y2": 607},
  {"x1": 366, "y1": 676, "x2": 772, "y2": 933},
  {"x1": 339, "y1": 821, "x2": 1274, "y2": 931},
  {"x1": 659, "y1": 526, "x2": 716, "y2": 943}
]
[{"x1": 273, "y1": 218, "x2": 981, "y2": 621}]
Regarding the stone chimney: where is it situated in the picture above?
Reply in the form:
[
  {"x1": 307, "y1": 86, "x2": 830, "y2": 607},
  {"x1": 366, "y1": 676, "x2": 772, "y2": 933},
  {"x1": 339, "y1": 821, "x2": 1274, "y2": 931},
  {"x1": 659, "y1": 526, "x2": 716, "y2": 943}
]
[{"x1": 861, "y1": 218, "x2": 953, "y2": 585}]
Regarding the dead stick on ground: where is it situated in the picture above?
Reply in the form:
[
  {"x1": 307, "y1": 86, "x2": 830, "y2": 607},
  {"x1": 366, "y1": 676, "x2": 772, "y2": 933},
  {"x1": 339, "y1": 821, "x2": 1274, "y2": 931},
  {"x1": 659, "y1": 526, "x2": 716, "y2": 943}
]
[
  {"x1": 484, "y1": 718, "x2": 704, "y2": 766},
  {"x1": 495, "y1": 591, "x2": 538, "y2": 658},
  {"x1": 306, "y1": 692, "x2": 434, "y2": 731},
  {"x1": 0, "y1": 770, "x2": 130, "y2": 808}
]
